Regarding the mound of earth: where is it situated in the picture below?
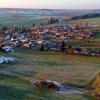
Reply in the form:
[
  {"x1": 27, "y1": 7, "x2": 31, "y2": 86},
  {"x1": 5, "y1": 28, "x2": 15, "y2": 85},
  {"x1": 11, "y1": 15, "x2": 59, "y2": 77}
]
[
  {"x1": 32, "y1": 80, "x2": 83, "y2": 94},
  {"x1": 32, "y1": 80, "x2": 63, "y2": 91}
]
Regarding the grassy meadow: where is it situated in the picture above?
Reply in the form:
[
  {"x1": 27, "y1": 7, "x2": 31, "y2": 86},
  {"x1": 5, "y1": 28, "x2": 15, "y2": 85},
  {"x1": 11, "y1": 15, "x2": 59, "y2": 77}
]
[
  {"x1": 0, "y1": 14, "x2": 47, "y2": 28},
  {"x1": 66, "y1": 17, "x2": 100, "y2": 24},
  {"x1": 0, "y1": 74, "x2": 96, "y2": 100},
  {"x1": 0, "y1": 48, "x2": 99, "y2": 100}
]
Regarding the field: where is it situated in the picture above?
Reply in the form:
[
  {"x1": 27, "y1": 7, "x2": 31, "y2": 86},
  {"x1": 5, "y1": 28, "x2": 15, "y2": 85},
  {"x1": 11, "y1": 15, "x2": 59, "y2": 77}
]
[
  {"x1": 0, "y1": 48, "x2": 99, "y2": 100},
  {"x1": 0, "y1": 74, "x2": 96, "y2": 100},
  {"x1": 0, "y1": 9, "x2": 100, "y2": 100},
  {"x1": 0, "y1": 13, "x2": 49, "y2": 28},
  {"x1": 66, "y1": 17, "x2": 100, "y2": 24}
]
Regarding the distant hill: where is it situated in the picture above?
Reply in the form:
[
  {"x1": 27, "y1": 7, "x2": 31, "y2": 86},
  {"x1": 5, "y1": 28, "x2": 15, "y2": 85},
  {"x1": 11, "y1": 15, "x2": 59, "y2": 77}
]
[
  {"x1": 71, "y1": 13, "x2": 100, "y2": 20},
  {"x1": 0, "y1": 8, "x2": 100, "y2": 16}
]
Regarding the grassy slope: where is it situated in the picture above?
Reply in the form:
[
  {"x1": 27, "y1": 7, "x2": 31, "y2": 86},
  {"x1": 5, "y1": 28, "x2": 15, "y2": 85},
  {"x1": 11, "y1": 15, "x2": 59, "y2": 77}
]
[
  {"x1": 77, "y1": 17, "x2": 100, "y2": 23},
  {"x1": 0, "y1": 74, "x2": 95, "y2": 100},
  {"x1": 0, "y1": 14, "x2": 44, "y2": 28},
  {"x1": 0, "y1": 48, "x2": 99, "y2": 100},
  {"x1": 0, "y1": 48, "x2": 100, "y2": 85},
  {"x1": 66, "y1": 17, "x2": 100, "y2": 24}
]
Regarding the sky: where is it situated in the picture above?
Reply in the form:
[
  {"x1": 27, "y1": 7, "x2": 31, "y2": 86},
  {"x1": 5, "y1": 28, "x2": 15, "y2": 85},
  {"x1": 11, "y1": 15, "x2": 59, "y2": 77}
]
[{"x1": 0, "y1": 0, "x2": 100, "y2": 9}]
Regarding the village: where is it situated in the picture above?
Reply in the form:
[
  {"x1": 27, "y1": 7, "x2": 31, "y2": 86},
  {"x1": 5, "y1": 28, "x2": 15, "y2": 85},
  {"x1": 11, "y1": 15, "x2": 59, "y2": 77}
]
[{"x1": 0, "y1": 21, "x2": 99, "y2": 58}]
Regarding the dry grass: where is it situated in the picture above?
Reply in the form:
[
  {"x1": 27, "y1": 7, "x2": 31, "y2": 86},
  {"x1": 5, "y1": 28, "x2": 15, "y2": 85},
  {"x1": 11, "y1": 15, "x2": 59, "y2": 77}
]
[
  {"x1": 0, "y1": 48, "x2": 100, "y2": 86},
  {"x1": 0, "y1": 48, "x2": 99, "y2": 100}
]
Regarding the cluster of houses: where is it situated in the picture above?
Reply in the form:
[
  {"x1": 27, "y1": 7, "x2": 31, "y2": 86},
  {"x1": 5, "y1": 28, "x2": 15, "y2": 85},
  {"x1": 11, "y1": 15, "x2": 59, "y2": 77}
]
[
  {"x1": 0, "y1": 24, "x2": 94, "y2": 46},
  {"x1": 0, "y1": 24, "x2": 99, "y2": 56},
  {"x1": 0, "y1": 26, "x2": 35, "y2": 49},
  {"x1": 28, "y1": 24, "x2": 94, "y2": 42}
]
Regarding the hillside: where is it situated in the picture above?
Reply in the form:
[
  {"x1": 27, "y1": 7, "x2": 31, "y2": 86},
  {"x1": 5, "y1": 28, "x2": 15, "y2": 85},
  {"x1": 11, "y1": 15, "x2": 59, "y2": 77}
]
[{"x1": 71, "y1": 13, "x2": 100, "y2": 20}]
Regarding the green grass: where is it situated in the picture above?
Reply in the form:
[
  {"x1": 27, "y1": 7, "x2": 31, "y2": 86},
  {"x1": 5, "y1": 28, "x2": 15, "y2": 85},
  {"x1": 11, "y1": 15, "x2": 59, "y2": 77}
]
[
  {"x1": 0, "y1": 47, "x2": 99, "y2": 100},
  {"x1": 78, "y1": 17, "x2": 100, "y2": 23},
  {"x1": 0, "y1": 74, "x2": 96, "y2": 100},
  {"x1": 94, "y1": 32, "x2": 100, "y2": 39},
  {"x1": 0, "y1": 14, "x2": 45, "y2": 28},
  {"x1": 66, "y1": 17, "x2": 100, "y2": 24},
  {"x1": 0, "y1": 48, "x2": 100, "y2": 85}
]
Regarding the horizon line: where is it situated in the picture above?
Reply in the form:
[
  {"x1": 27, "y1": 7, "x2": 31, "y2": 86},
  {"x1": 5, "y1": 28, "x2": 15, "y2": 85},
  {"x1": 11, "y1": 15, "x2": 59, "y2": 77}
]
[{"x1": 0, "y1": 7, "x2": 100, "y2": 10}]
